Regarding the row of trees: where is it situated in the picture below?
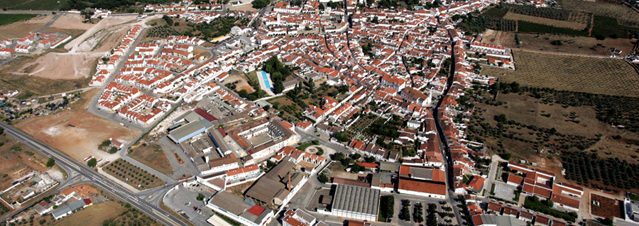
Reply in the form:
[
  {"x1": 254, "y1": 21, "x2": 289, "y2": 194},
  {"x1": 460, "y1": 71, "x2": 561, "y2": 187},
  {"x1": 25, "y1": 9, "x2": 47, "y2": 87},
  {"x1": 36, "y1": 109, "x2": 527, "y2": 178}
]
[{"x1": 561, "y1": 151, "x2": 639, "y2": 190}]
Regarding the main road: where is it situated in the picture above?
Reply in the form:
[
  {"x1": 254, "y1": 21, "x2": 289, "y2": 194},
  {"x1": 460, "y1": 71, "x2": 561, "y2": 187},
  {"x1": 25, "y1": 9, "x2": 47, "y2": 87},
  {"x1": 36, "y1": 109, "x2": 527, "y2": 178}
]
[
  {"x1": 432, "y1": 30, "x2": 467, "y2": 225},
  {"x1": 0, "y1": 122, "x2": 188, "y2": 226}
]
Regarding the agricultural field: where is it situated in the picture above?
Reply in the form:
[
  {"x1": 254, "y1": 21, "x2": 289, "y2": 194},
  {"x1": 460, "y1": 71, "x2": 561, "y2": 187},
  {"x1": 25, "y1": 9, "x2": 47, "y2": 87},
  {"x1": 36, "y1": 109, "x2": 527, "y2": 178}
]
[
  {"x1": 0, "y1": 0, "x2": 67, "y2": 10},
  {"x1": 502, "y1": 12, "x2": 586, "y2": 30},
  {"x1": 129, "y1": 142, "x2": 174, "y2": 175},
  {"x1": 560, "y1": 0, "x2": 639, "y2": 26},
  {"x1": 103, "y1": 158, "x2": 164, "y2": 190},
  {"x1": 0, "y1": 14, "x2": 37, "y2": 26},
  {"x1": 481, "y1": 50, "x2": 639, "y2": 97}
]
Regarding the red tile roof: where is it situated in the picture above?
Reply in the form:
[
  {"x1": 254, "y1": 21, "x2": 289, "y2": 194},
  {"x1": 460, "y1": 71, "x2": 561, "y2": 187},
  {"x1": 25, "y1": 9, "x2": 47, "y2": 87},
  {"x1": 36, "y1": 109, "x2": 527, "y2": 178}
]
[{"x1": 398, "y1": 179, "x2": 446, "y2": 195}]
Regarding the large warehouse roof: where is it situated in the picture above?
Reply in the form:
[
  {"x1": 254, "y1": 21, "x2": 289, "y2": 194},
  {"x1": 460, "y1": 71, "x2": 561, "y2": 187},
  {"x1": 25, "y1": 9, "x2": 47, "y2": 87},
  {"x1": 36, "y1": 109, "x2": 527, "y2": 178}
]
[{"x1": 332, "y1": 184, "x2": 380, "y2": 215}]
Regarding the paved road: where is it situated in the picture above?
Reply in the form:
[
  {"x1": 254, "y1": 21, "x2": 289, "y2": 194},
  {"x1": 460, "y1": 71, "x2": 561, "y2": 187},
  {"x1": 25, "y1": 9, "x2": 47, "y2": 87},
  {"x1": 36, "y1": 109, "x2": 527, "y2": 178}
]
[
  {"x1": 0, "y1": 122, "x2": 188, "y2": 226},
  {"x1": 432, "y1": 29, "x2": 466, "y2": 225}
]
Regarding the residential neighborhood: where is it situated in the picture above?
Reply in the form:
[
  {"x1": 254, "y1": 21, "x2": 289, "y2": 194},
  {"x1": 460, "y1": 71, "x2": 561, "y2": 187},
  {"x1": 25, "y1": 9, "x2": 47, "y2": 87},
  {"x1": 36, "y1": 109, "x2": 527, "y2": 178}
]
[{"x1": 1, "y1": 0, "x2": 639, "y2": 225}]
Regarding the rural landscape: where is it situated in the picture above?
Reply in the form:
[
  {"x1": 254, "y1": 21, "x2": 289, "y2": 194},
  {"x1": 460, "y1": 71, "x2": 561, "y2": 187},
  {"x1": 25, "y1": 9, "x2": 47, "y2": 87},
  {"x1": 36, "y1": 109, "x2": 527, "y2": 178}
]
[{"x1": 0, "y1": 0, "x2": 638, "y2": 225}]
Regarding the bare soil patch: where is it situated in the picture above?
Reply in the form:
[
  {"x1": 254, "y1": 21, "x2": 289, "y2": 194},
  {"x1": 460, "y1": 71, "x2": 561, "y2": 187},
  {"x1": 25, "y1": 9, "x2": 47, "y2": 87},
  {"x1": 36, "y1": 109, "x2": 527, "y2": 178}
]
[
  {"x1": 53, "y1": 201, "x2": 126, "y2": 226},
  {"x1": 0, "y1": 15, "x2": 50, "y2": 39},
  {"x1": 64, "y1": 15, "x2": 137, "y2": 53},
  {"x1": 0, "y1": 56, "x2": 89, "y2": 98},
  {"x1": 474, "y1": 93, "x2": 639, "y2": 164},
  {"x1": 16, "y1": 53, "x2": 99, "y2": 80},
  {"x1": 0, "y1": 134, "x2": 49, "y2": 190},
  {"x1": 129, "y1": 142, "x2": 174, "y2": 175},
  {"x1": 481, "y1": 50, "x2": 639, "y2": 97},
  {"x1": 16, "y1": 89, "x2": 140, "y2": 162},
  {"x1": 50, "y1": 14, "x2": 96, "y2": 30}
]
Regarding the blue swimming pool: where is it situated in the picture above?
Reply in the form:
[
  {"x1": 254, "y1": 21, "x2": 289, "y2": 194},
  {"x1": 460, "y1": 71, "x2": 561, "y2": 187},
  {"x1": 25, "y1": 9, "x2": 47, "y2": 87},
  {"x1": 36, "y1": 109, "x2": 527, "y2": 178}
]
[{"x1": 260, "y1": 70, "x2": 272, "y2": 90}]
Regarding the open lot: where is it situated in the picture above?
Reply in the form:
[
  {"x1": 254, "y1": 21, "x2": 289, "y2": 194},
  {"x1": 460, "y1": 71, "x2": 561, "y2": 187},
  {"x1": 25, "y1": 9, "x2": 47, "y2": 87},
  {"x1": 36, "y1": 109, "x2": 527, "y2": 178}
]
[
  {"x1": 0, "y1": 133, "x2": 50, "y2": 190},
  {"x1": 103, "y1": 158, "x2": 164, "y2": 190},
  {"x1": 0, "y1": 15, "x2": 52, "y2": 39},
  {"x1": 470, "y1": 92, "x2": 639, "y2": 164},
  {"x1": 481, "y1": 50, "x2": 639, "y2": 97},
  {"x1": 16, "y1": 89, "x2": 140, "y2": 162},
  {"x1": 15, "y1": 52, "x2": 99, "y2": 80},
  {"x1": 129, "y1": 142, "x2": 174, "y2": 175},
  {"x1": 53, "y1": 201, "x2": 126, "y2": 226},
  {"x1": 64, "y1": 15, "x2": 137, "y2": 53}
]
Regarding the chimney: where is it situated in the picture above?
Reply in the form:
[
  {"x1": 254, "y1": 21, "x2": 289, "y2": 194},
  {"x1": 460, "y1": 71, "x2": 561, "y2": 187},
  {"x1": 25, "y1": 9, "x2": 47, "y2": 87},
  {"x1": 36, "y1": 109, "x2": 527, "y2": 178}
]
[{"x1": 287, "y1": 173, "x2": 292, "y2": 191}]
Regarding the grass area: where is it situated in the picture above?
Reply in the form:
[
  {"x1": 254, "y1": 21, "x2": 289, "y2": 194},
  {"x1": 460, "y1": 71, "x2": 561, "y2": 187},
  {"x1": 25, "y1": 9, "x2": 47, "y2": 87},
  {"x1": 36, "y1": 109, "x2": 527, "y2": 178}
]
[
  {"x1": 0, "y1": 0, "x2": 66, "y2": 10},
  {"x1": 482, "y1": 50, "x2": 639, "y2": 97},
  {"x1": 53, "y1": 201, "x2": 125, "y2": 226},
  {"x1": 0, "y1": 14, "x2": 37, "y2": 26},
  {"x1": 103, "y1": 159, "x2": 163, "y2": 190},
  {"x1": 129, "y1": 142, "x2": 174, "y2": 175}
]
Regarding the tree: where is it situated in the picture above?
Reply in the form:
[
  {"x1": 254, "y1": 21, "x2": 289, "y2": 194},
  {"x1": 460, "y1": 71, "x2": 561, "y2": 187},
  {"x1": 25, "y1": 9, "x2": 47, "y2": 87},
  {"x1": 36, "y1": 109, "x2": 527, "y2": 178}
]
[
  {"x1": 379, "y1": 196, "x2": 394, "y2": 222},
  {"x1": 252, "y1": 0, "x2": 270, "y2": 8},
  {"x1": 87, "y1": 158, "x2": 97, "y2": 168},
  {"x1": 317, "y1": 173, "x2": 329, "y2": 183},
  {"x1": 330, "y1": 152, "x2": 345, "y2": 161},
  {"x1": 196, "y1": 193, "x2": 205, "y2": 201},
  {"x1": 46, "y1": 158, "x2": 55, "y2": 168}
]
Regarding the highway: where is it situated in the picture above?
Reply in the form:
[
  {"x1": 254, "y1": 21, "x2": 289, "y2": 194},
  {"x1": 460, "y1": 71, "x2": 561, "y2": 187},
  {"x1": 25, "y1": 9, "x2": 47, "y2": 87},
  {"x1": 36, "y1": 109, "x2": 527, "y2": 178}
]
[{"x1": 0, "y1": 122, "x2": 188, "y2": 226}]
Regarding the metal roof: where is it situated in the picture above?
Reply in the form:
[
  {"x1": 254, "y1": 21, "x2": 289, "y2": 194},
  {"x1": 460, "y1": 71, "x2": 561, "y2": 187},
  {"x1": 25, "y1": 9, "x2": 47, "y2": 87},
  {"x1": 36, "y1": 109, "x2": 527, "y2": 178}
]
[{"x1": 332, "y1": 184, "x2": 380, "y2": 215}]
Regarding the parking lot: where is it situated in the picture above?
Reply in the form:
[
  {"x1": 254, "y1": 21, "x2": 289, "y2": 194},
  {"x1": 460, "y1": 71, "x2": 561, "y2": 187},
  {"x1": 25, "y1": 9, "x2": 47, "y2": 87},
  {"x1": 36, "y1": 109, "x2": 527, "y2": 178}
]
[{"x1": 163, "y1": 183, "x2": 216, "y2": 226}]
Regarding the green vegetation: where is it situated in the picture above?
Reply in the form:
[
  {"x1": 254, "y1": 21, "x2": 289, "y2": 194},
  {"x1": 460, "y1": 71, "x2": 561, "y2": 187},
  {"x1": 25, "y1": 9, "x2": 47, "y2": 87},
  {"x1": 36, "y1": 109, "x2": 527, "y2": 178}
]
[
  {"x1": 216, "y1": 213, "x2": 241, "y2": 226},
  {"x1": 251, "y1": 0, "x2": 269, "y2": 8},
  {"x1": 296, "y1": 140, "x2": 316, "y2": 151},
  {"x1": 426, "y1": 203, "x2": 437, "y2": 226},
  {"x1": 0, "y1": 0, "x2": 66, "y2": 10},
  {"x1": 0, "y1": 14, "x2": 37, "y2": 26},
  {"x1": 237, "y1": 72, "x2": 268, "y2": 101},
  {"x1": 413, "y1": 203, "x2": 424, "y2": 223},
  {"x1": 591, "y1": 15, "x2": 639, "y2": 39},
  {"x1": 317, "y1": 173, "x2": 329, "y2": 183},
  {"x1": 46, "y1": 158, "x2": 55, "y2": 168},
  {"x1": 196, "y1": 193, "x2": 205, "y2": 201},
  {"x1": 64, "y1": 0, "x2": 179, "y2": 11},
  {"x1": 262, "y1": 56, "x2": 291, "y2": 94},
  {"x1": 524, "y1": 196, "x2": 577, "y2": 222},
  {"x1": 366, "y1": 115, "x2": 403, "y2": 139},
  {"x1": 194, "y1": 16, "x2": 248, "y2": 40},
  {"x1": 103, "y1": 202, "x2": 159, "y2": 226},
  {"x1": 87, "y1": 158, "x2": 97, "y2": 168},
  {"x1": 399, "y1": 200, "x2": 411, "y2": 221},
  {"x1": 379, "y1": 196, "x2": 394, "y2": 222},
  {"x1": 561, "y1": 151, "x2": 639, "y2": 190}
]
